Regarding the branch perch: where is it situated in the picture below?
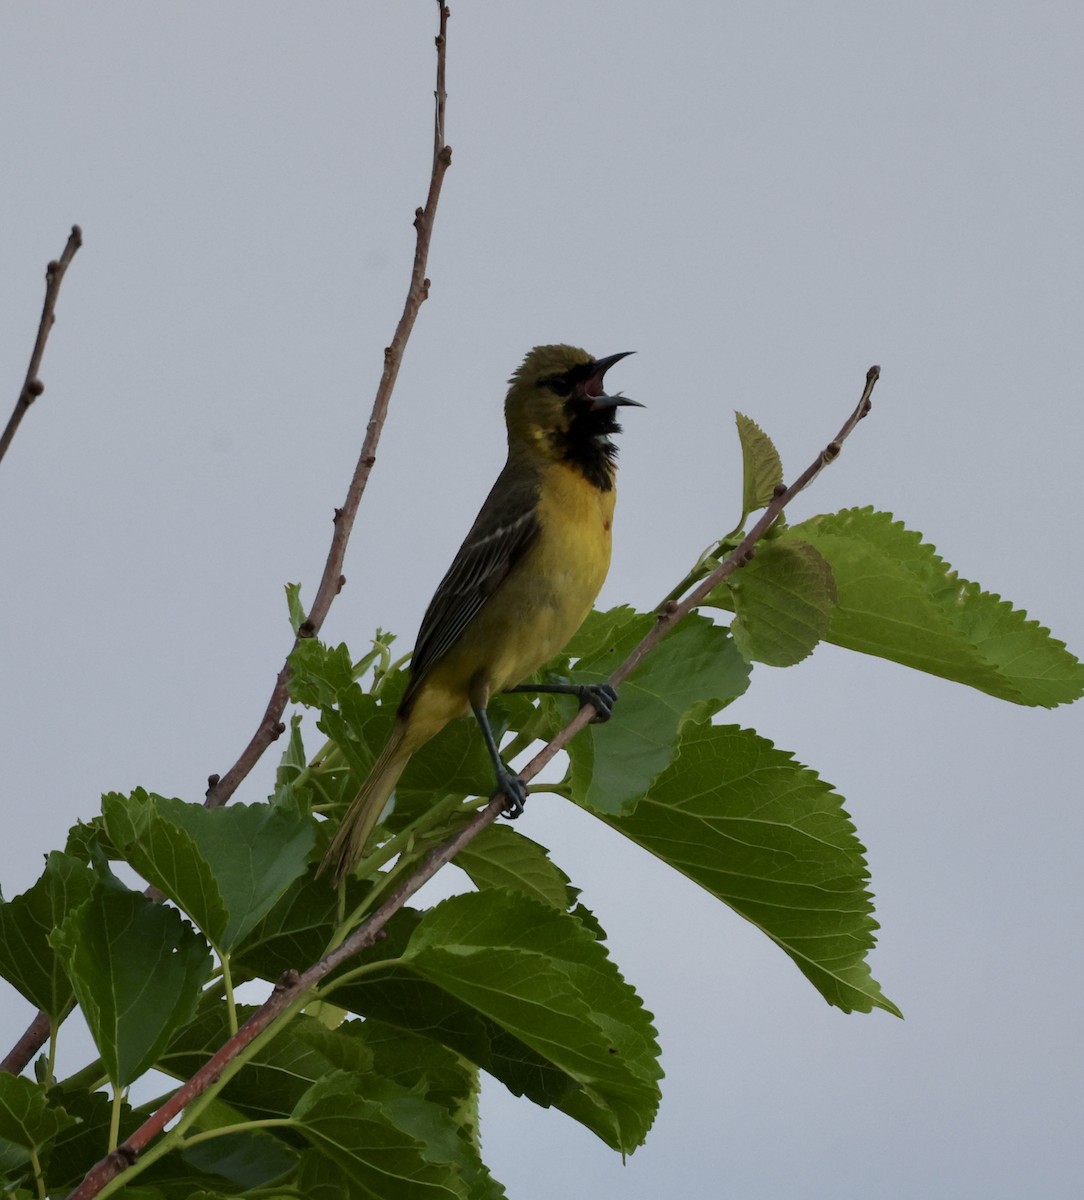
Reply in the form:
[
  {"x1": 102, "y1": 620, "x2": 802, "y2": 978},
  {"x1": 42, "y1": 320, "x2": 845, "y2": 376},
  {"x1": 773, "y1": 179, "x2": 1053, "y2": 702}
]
[{"x1": 0, "y1": 225, "x2": 83, "y2": 466}]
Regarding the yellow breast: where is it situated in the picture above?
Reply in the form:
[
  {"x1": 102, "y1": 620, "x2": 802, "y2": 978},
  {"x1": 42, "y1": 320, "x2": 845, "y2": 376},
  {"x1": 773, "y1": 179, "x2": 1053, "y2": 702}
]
[{"x1": 421, "y1": 460, "x2": 615, "y2": 711}]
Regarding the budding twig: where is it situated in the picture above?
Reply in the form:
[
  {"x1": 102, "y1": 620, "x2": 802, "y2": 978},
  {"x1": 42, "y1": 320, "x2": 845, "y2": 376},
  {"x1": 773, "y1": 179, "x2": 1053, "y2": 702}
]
[
  {"x1": 0, "y1": 226, "x2": 83, "y2": 466},
  {"x1": 204, "y1": 2, "x2": 452, "y2": 811}
]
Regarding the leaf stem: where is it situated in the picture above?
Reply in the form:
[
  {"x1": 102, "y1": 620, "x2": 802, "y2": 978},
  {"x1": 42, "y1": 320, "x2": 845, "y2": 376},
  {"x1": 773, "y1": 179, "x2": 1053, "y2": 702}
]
[
  {"x1": 179, "y1": 1116, "x2": 297, "y2": 1150},
  {"x1": 319, "y1": 958, "x2": 395, "y2": 995},
  {"x1": 45, "y1": 1018, "x2": 58, "y2": 1085},
  {"x1": 221, "y1": 953, "x2": 239, "y2": 1035},
  {"x1": 108, "y1": 1086, "x2": 123, "y2": 1153},
  {"x1": 29, "y1": 1145, "x2": 47, "y2": 1200}
]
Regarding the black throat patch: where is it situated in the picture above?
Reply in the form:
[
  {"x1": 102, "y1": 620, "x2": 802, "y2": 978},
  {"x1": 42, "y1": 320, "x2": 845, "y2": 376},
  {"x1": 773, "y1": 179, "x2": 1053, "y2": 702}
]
[{"x1": 552, "y1": 402, "x2": 622, "y2": 491}]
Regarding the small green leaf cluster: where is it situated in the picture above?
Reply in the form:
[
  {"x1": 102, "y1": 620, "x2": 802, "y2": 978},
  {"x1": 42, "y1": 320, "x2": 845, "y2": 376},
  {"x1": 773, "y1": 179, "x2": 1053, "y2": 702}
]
[{"x1": 1, "y1": 415, "x2": 1080, "y2": 1198}]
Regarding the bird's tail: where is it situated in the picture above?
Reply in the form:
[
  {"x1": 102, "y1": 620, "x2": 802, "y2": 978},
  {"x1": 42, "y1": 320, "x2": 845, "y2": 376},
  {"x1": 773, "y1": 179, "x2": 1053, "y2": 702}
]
[{"x1": 319, "y1": 723, "x2": 411, "y2": 886}]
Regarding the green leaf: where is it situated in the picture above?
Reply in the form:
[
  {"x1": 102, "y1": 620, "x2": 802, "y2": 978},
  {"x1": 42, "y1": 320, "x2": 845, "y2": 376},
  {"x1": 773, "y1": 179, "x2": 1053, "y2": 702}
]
[
  {"x1": 735, "y1": 411, "x2": 784, "y2": 521},
  {"x1": 62, "y1": 816, "x2": 116, "y2": 864},
  {"x1": 274, "y1": 714, "x2": 309, "y2": 795},
  {"x1": 454, "y1": 825, "x2": 577, "y2": 911},
  {"x1": 598, "y1": 721, "x2": 899, "y2": 1016},
  {"x1": 0, "y1": 1142, "x2": 31, "y2": 1191},
  {"x1": 180, "y1": 1125, "x2": 297, "y2": 1191},
  {"x1": 0, "y1": 1074, "x2": 77, "y2": 1154},
  {"x1": 708, "y1": 537, "x2": 837, "y2": 666},
  {"x1": 0, "y1": 852, "x2": 94, "y2": 1019},
  {"x1": 102, "y1": 790, "x2": 315, "y2": 952},
  {"x1": 50, "y1": 876, "x2": 213, "y2": 1087},
  {"x1": 354, "y1": 1019, "x2": 481, "y2": 1139},
  {"x1": 232, "y1": 871, "x2": 369, "y2": 985},
  {"x1": 336, "y1": 891, "x2": 661, "y2": 1153},
  {"x1": 288, "y1": 640, "x2": 392, "y2": 783},
  {"x1": 555, "y1": 608, "x2": 751, "y2": 815},
  {"x1": 296, "y1": 1148, "x2": 351, "y2": 1199},
  {"x1": 285, "y1": 581, "x2": 306, "y2": 634},
  {"x1": 788, "y1": 508, "x2": 1084, "y2": 706},
  {"x1": 293, "y1": 1070, "x2": 505, "y2": 1200}
]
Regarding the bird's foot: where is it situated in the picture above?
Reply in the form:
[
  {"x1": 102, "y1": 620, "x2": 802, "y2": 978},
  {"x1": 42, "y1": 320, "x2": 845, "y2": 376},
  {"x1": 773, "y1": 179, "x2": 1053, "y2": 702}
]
[
  {"x1": 495, "y1": 767, "x2": 528, "y2": 819},
  {"x1": 576, "y1": 682, "x2": 618, "y2": 723}
]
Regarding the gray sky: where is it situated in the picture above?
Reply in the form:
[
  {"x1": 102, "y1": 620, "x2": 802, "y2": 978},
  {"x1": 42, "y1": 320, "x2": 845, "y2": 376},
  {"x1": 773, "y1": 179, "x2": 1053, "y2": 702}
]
[{"x1": 2, "y1": 3, "x2": 1082, "y2": 1197}]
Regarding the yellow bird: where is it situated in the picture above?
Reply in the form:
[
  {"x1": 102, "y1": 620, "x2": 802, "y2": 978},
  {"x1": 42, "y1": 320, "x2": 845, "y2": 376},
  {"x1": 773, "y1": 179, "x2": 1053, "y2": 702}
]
[{"x1": 321, "y1": 344, "x2": 639, "y2": 884}]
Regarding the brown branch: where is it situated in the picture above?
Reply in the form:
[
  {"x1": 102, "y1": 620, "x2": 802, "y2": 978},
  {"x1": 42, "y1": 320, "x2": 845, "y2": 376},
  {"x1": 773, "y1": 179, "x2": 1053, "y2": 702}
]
[
  {"x1": 0, "y1": 225, "x2": 83, "y2": 466},
  {"x1": 1, "y1": 3, "x2": 453, "y2": 1082},
  {"x1": 64, "y1": 363, "x2": 880, "y2": 1199},
  {"x1": 0, "y1": 1011, "x2": 50, "y2": 1077},
  {"x1": 206, "y1": 1, "x2": 451, "y2": 812},
  {"x1": 204, "y1": 2, "x2": 452, "y2": 811}
]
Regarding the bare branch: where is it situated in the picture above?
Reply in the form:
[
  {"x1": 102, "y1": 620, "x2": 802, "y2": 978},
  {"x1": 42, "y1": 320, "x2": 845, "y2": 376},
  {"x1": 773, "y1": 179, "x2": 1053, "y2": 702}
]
[
  {"x1": 0, "y1": 225, "x2": 83, "y2": 466},
  {"x1": 206, "y1": 2, "x2": 452, "y2": 808},
  {"x1": 63, "y1": 363, "x2": 880, "y2": 1198},
  {"x1": 0, "y1": 1011, "x2": 50, "y2": 1077}
]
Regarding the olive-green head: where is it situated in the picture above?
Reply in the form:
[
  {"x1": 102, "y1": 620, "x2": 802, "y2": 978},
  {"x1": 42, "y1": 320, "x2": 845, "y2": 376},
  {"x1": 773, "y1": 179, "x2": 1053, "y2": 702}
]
[{"x1": 504, "y1": 345, "x2": 640, "y2": 480}]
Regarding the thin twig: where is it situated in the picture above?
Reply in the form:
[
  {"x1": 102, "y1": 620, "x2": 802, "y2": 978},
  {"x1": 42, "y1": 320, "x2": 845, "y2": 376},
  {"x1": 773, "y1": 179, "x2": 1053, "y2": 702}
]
[
  {"x1": 204, "y1": 2, "x2": 452, "y2": 811},
  {"x1": 0, "y1": 225, "x2": 83, "y2": 466},
  {"x1": 64, "y1": 363, "x2": 880, "y2": 1199},
  {"x1": 1, "y1": 3, "x2": 453, "y2": 1083}
]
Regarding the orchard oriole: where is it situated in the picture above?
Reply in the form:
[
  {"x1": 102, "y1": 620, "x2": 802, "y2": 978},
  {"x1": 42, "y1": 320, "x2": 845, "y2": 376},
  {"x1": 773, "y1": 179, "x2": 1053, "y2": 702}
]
[{"x1": 321, "y1": 344, "x2": 639, "y2": 884}]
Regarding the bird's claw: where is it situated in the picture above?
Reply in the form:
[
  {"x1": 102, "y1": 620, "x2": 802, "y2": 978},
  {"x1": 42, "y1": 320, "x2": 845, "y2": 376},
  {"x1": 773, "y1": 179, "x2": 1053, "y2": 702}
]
[
  {"x1": 577, "y1": 682, "x2": 618, "y2": 723},
  {"x1": 496, "y1": 768, "x2": 528, "y2": 819}
]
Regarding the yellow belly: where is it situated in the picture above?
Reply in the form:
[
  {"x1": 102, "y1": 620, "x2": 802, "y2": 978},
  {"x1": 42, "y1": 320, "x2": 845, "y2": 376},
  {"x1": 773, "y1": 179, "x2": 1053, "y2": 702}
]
[{"x1": 412, "y1": 461, "x2": 615, "y2": 730}]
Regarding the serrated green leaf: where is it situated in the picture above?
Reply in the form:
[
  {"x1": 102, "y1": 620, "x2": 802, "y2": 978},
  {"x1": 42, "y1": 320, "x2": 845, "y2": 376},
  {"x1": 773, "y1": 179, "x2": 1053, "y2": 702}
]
[
  {"x1": 296, "y1": 1148, "x2": 351, "y2": 1199},
  {"x1": 50, "y1": 878, "x2": 213, "y2": 1086},
  {"x1": 598, "y1": 721, "x2": 899, "y2": 1016},
  {"x1": 180, "y1": 1126, "x2": 297, "y2": 1191},
  {"x1": 554, "y1": 609, "x2": 750, "y2": 815},
  {"x1": 735, "y1": 411, "x2": 784, "y2": 520},
  {"x1": 559, "y1": 604, "x2": 653, "y2": 665},
  {"x1": 102, "y1": 790, "x2": 315, "y2": 951},
  {"x1": 274, "y1": 714, "x2": 309, "y2": 793},
  {"x1": 232, "y1": 870, "x2": 370, "y2": 985},
  {"x1": 709, "y1": 537, "x2": 837, "y2": 666},
  {"x1": 62, "y1": 816, "x2": 116, "y2": 864},
  {"x1": 293, "y1": 1070, "x2": 505, "y2": 1200},
  {"x1": 0, "y1": 1074, "x2": 77, "y2": 1155},
  {"x1": 285, "y1": 581, "x2": 306, "y2": 634},
  {"x1": 454, "y1": 825, "x2": 577, "y2": 911},
  {"x1": 354, "y1": 1019, "x2": 481, "y2": 1139},
  {"x1": 788, "y1": 508, "x2": 1084, "y2": 707},
  {"x1": 336, "y1": 891, "x2": 661, "y2": 1153},
  {"x1": 0, "y1": 852, "x2": 93, "y2": 1019},
  {"x1": 288, "y1": 640, "x2": 392, "y2": 783},
  {"x1": 288, "y1": 638, "x2": 359, "y2": 707}
]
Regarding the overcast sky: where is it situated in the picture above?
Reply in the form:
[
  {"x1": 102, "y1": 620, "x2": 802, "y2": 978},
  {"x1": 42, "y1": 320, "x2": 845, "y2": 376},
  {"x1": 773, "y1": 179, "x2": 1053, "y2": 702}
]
[{"x1": 2, "y1": 3, "x2": 1082, "y2": 1197}]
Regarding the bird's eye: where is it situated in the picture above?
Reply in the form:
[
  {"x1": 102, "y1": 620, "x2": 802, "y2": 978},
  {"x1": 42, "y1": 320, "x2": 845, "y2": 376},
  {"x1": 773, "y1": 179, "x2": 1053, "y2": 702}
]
[{"x1": 542, "y1": 374, "x2": 573, "y2": 397}]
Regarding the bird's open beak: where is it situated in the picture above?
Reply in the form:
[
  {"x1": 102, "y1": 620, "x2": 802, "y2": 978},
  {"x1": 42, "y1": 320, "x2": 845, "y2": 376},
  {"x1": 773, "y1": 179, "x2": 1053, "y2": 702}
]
[{"x1": 586, "y1": 351, "x2": 643, "y2": 409}]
